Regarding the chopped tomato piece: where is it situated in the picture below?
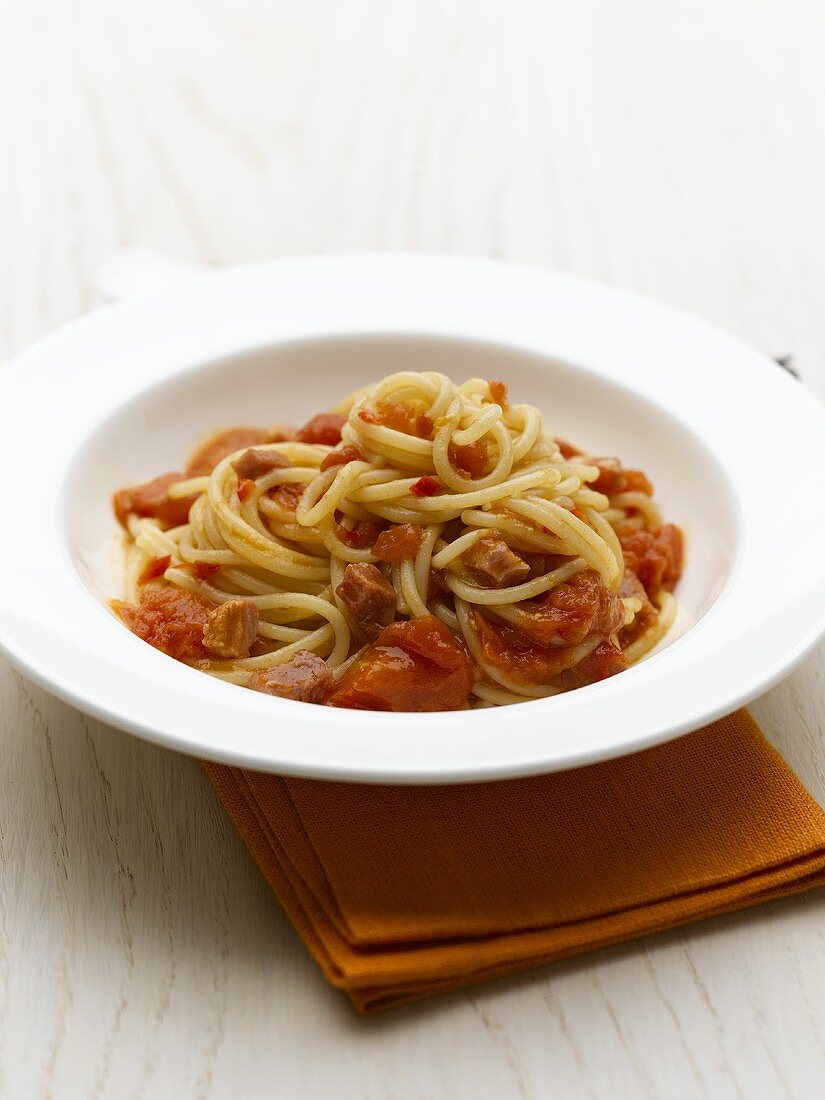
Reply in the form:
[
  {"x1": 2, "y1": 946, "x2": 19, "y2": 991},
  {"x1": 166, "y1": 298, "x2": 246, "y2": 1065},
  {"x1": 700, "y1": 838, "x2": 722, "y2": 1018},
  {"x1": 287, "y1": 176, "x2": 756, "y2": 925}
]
[
  {"x1": 128, "y1": 587, "x2": 214, "y2": 661},
  {"x1": 560, "y1": 639, "x2": 629, "y2": 689},
  {"x1": 137, "y1": 554, "x2": 172, "y2": 586},
  {"x1": 186, "y1": 427, "x2": 273, "y2": 476},
  {"x1": 359, "y1": 401, "x2": 433, "y2": 438},
  {"x1": 513, "y1": 570, "x2": 626, "y2": 647},
  {"x1": 113, "y1": 472, "x2": 197, "y2": 530},
  {"x1": 237, "y1": 478, "x2": 256, "y2": 502},
  {"x1": 320, "y1": 445, "x2": 363, "y2": 472},
  {"x1": 618, "y1": 524, "x2": 683, "y2": 599},
  {"x1": 269, "y1": 482, "x2": 305, "y2": 512},
  {"x1": 449, "y1": 440, "x2": 488, "y2": 479},
  {"x1": 335, "y1": 517, "x2": 385, "y2": 549},
  {"x1": 591, "y1": 460, "x2": 654, "y2": 497},
  {"x1": 411, "y1": 475, "x2": 440, "y2": 497},
  {"x1": 555, "y1": 438, "x2": 579, "y2": 459},
  {"x1": 372, "y1": 524, "x2": 425, "y2": 563},
  {"x1": 472, "y1": 613, "x2": 581, "y2": 686},
  {"x1": 296, "y1": 413, "x2": 347, "y2": 446},
  {"x1": 488, "y1": 380, "x2": 508, "y2": 407},
  {"x1": 328, "y1": 616, "x2": 473, "y2": 711}
]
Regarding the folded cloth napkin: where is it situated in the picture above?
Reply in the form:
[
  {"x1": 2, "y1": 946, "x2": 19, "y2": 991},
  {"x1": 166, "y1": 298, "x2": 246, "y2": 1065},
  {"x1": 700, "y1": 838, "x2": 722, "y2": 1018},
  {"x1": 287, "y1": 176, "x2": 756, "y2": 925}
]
[{"x1": 201, "y1": 710, "x2": 825, "y2": 1013}]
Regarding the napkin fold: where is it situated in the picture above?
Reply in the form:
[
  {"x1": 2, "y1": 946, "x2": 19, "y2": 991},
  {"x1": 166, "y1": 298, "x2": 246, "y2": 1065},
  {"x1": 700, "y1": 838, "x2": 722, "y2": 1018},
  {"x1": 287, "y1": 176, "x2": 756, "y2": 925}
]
[{"x1": 201, "y1": 711, "x2": 825, "y2": 1013}]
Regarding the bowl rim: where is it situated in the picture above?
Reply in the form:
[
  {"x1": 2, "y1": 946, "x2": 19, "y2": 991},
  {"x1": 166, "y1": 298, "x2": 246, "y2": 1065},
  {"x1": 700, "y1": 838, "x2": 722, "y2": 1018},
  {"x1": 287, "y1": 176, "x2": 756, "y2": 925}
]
[{"x1": 1, "y1": 252, "x2": 825, "y2": 783}]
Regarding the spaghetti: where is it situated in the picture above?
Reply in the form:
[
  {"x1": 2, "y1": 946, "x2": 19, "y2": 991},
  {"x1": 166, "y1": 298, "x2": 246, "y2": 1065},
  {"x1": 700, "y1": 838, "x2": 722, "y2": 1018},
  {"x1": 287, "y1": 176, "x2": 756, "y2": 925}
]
[{"x1": 111, "y1": 372, "x2": 683, "y2": 711}]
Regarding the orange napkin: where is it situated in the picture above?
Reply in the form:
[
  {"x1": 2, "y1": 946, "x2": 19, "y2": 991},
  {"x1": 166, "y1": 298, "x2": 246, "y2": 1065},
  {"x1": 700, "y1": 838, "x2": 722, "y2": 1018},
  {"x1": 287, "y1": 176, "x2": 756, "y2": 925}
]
[{"x1": 201, "y1": 711, "x2": 825, "y2": 1013}]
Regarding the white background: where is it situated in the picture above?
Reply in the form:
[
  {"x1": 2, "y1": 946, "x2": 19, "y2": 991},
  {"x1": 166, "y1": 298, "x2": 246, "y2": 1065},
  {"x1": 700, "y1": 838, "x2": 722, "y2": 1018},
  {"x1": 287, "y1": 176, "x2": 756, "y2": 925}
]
[{"x1": 3, "y1": 2, "x2": 825, "y2": 1097}]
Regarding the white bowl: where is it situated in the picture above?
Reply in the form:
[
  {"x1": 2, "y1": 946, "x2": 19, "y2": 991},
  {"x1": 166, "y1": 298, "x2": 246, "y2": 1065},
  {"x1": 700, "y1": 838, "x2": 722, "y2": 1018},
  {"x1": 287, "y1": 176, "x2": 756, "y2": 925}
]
[{"x1": 1, "y1": 255, "x2": 824, "y2": 783}]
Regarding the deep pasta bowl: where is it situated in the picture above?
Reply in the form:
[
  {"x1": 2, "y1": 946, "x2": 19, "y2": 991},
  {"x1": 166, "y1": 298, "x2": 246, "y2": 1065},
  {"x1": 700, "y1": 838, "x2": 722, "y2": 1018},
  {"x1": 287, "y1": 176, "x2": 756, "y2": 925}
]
[{"x1": 0, "y1": 255, "x2": 824, "y2": 782}]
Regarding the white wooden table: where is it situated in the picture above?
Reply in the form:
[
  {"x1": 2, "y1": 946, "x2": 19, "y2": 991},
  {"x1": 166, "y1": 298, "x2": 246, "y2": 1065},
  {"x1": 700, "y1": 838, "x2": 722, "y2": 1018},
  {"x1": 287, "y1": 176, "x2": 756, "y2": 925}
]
[{"x1": 3, "y1": 2, "x2": 825, "y2": 1096}]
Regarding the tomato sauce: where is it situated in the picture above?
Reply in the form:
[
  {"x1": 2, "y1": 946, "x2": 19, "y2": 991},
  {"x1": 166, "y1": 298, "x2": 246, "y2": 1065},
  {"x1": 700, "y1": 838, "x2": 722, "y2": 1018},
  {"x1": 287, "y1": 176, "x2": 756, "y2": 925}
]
[
  {"x1": 618, "y1": 524, "x2": 683, "y2": 599},
  {"x1": 328, "y1": 616, "x2": 474, "y2": 711},
  {"x1": 372, "y1": 524, "x2": 425, "y2": 563},
  {"x1": 186, "y1": 427, "x2": 273, "y2": 476},
  {"x1": 359, "y1": 401, "x2": 433, "y2": 439},
  {"x1": 296, "y1": 413, "x2": 347, "y2": 446},
  {"x1": 449, "y1": 440, "x2": 488, "y2": 478},
  {"x1": 128, "y1": 587, "x2": 214, "y2": 661},
  {"x1": 320, "y1": 445, "x2": 363, "y2": 471},
  {"x1": 113, "y1": 472, "x2": 198, "y2": 530}
]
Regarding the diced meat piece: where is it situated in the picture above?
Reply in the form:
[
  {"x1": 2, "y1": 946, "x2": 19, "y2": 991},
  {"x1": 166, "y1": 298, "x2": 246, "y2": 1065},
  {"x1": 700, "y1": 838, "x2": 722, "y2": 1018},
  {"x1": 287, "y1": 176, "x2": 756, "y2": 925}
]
[
  {"x1": 232, "y1": 447, "x2": 290, "y2": 480},
  {"x1": 320, "y1": 445, "x2": 363, "y2": 472},
  {"x1": 113, "y1": 472, "x2": 197, "y2": 530},
  {"x1": 186, "y1": 427, "x2": 273, "y2": 476},
  {"x1": 463, "y1": 536, "x2": 530, "y2": 588},
  {"x1": 296, "y1": 413, "x2": 347, "y2": 446},
  {"x1": 128, "y1": 587, "x2": 214, "y2": 660},
  {"x1": 618, "y1": 524, "x2": 684, "y2": 599},
  {"x1": 137, "y1": 554, "x2": 172, "y2": 586},
  {"x1": 269, "y1": 482, "x2": 305, "y2": 511},
  {"x1": 591, "y1": 459, "x2": 653, "y2": 497},
  {"x1": 203, "y1": 599, "x2": 259, "y2": 658},
  {"x1": 449, "y1": 440, "x2": 488, "y2": 478},
  {"x1": 488, "y1": 380, "x2": 508, "y2": 407},
  {"x1": 373, "y1": 524, "x2": 425, "y2": 563},
  {"x1": 335, "y1": 518, "x2": 385, "y2": 550},
  {"x1": 511, "y1": 569, "x2": 626, "y2": 647},
  {"x1": 248, "y1": 650, "x2": 334, "y2": 704},
  {"x1": 559, "y1": 639, "x2": 629, "y2": 689},
  {"x1": 336, "y1": 563, "x2": 396, "y2": 639},
  {"x1": 328, "y1": 616, "x2": 473, "y2": 711},
  {"x1": 359, "y1": 401, "x2": 433, "y2": 438},
  {"x1": 411, "y1": 476, "x2": 440, "y2": 497}
]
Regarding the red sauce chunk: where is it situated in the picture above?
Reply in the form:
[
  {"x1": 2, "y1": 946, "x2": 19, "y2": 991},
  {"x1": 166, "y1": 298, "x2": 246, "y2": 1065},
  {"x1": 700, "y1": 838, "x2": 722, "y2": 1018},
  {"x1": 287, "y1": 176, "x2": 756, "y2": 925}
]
[
  {"x1": 128, "y1": 587, "x2": 214, "y2": 661},
  {"x1": 269, "y1": 482, "x2": 305, "y2": 512},
  {"x1": 335, "y1": 517, "x2": 385, "y2": 550},
  {"x1": 113, "y1": 472, "x2": 197, "y2": 530},
  {"x1": 411, "y1": 475, "x2": 440, "y2": 497},
  {"x1": 137, "y1": 554, "x2": 172, "y2": 586},
  {"x1": 555, "y1": 438, "x2": 579, "y2": 459},
  {"x1": 591, "y1": 459, "x2": 654, "y2": 497},
  {"x1": 328, "y1": 616, "x2": 474, "y2": 711},
  {"x1": 296, "y1": 413, "x2": 347, "y2": 446},
  {"x1": 473, "y1": 609, "x2": 626, "y2": 688},
  {"x1": 320, "y1": 445, "x2": 363, "y2": 472},
  {"x1": 186, "y1": 427, "x2": 273, "y2": 477},
  {"x1": 449, "y1": 440, "x2": 488, "y2": 479},
  {"x1": 359, "y1": 401, "x2": 434, "y2": 439},
  {"x1": 513, "y1": 570, "x2": 626, "y2": 647},
  {"x1": 488, "y1": 379, "x2": 508, "y2": 407},
  {"x1": 373, "y1": 524, "x2": 425, "y2": 563},
  {"x1": 559, "y1": 639, "x2": 629, "y2": 689},
  {"x1": 237, "y1": 478, "x2": 256, "y2": 502},
  {"x1": 618, "y1": 524, "x2": 684, "y2": 599}
]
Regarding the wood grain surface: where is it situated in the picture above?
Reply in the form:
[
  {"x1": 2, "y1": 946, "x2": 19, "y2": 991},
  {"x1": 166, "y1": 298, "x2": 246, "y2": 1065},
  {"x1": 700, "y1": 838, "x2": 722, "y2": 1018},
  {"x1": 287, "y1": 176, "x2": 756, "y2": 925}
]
[{"x1": 2, "y1": 2, "x2": 825, "y2": 1097}]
